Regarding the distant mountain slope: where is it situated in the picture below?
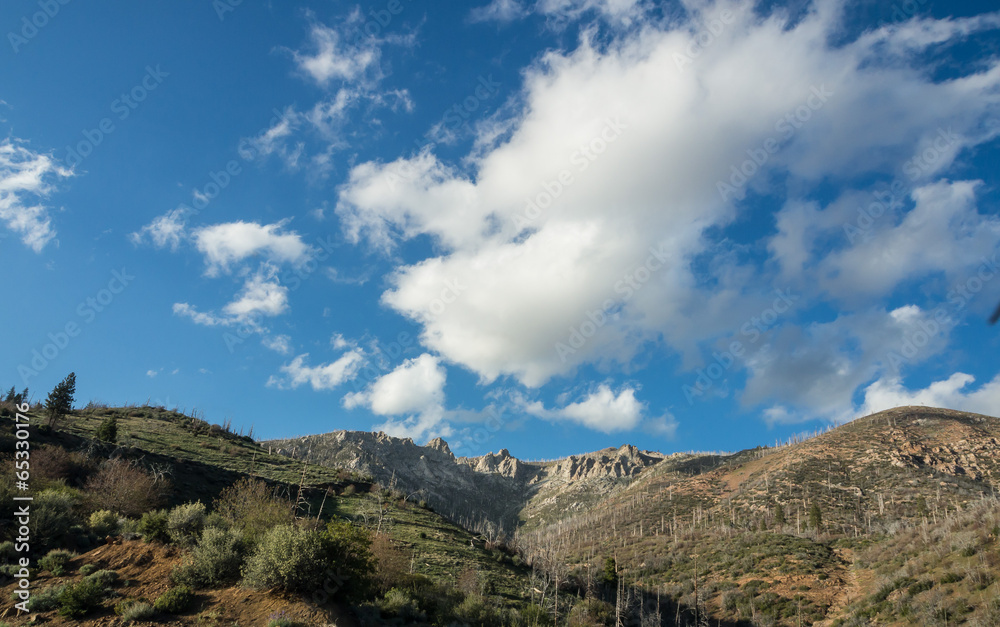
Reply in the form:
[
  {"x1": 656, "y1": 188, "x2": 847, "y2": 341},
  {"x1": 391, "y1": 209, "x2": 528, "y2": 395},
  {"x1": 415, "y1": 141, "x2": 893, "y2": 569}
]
[
  {"x1": 268, "y1": 406, "x2": 1000, "y2": 625},
  {"x1": 263, "y1": 431, "x2": 664, "y2": 530}
]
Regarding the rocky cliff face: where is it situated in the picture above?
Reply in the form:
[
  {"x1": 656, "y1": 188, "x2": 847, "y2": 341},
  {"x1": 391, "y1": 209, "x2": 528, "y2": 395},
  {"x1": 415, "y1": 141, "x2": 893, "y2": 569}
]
[{"x1": 264, "y1": 432, "x2": 665, "y2": 531}]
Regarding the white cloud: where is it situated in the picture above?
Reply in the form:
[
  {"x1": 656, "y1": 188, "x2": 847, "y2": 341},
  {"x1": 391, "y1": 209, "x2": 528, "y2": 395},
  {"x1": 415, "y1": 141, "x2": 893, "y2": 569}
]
[
  {"x1": 744, "y1": 305, "x2": 953, "y2": 423},
  {"x1": 267, "y1": 350, "x2": 365, "y2": 391},
  {"x1": 173, "y1": 302, "x2": 228, "y2": 327},
  {"x1": 130, "y1": 207, "x2": 188, "y2": 250},
  {"x1": 344, "y1": 353, "x2": 446, "y2": 415},
  {"x1": 470, "y1": 0, "x2": 528, "y2": 23},
  {"x1": 263, "y1": 334, "x2": 293, "y2": 355},
  {"x1": 858, "y1": 372, "x2": 1000, "y2": 418},
  {"x1": 222, "y1": 265, "x2": 289, "y2": 318},
  {"x1": 173, "y1": 264, "x2": 289, "y2": 329},
  {"x1": 193, "y1": 220, "x2": 313, "y2": 276},
  {"x1": 519, "y1": 384, "x2": 648, "y2": 433},
  {"x1": 293, "y1": 22, "x2": 380, "y2": 87},
  {"x1": 146, "y1": 369, "x2": 160, "y2": 378},
  {"x1": 0, "y1": 138, "x2": 72, "y2": 252},
  {"x1": 337, "y1": 2, "x2": 1000, "y2": 392},
  {"x1": 330, "y1": 333, "x2": 356, "y2": 350},
  {"x1": 342, "y1": 354, "x2": 451, "y2": 441},
  {"x1": 773, "y1": 180, "x2": 1000, "y2": 302},
  {"x1": 471, "y1": 0, "x2": 648, "y2": 24}
]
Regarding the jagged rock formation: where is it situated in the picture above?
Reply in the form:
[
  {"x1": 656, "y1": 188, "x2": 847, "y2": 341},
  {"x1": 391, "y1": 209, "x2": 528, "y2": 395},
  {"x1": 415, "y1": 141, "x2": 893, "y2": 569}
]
[{"x1": 264, "y1": 432, "x2": 665, "y2": 531}]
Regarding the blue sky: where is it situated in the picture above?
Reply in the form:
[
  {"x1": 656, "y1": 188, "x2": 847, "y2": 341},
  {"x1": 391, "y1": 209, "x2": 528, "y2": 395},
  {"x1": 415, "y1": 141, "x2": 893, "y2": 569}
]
[{"x1": 3, "y1": 0, "x2": 1000, "y2": 461}]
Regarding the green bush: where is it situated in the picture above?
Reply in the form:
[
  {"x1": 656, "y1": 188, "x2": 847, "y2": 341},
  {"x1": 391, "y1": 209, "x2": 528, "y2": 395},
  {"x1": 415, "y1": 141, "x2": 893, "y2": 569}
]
[
  {"x1": 521, "y1": 603, "x2": 552, "y2": 626},
  {"x1": 79, "y1": 563, "x2": 97, "y2": 576},
  {"x1": 167, "y1": 501, "x2": 206, "y2": 546},
  {"x1": 453, "y1": 594, "x2": 501, "y2": 626},
  {"x1": 0, "y1": 541, "x2": 15, "y2": 562},
  {"x1": 89, "y1": 509, "x2": 121, "y2": 537},
  {"x1": 84, "y1": 569, "x2": 120, "y2": 588},
  {"x1": 171, "y1": 526, "x2": 247, "y2": 588},
  {"x1": 57, "y1": 577, "x2": 106, "y2": 618},
  {"x1": 114, "y1": 597, "x2": 152, "y2": 615},
  {"x1": 27, "y1": 584, "x2": 67, "y2": 611},
  {"x1": 377, "y1": 588, "x2": 426, "y2": 621},
  {"x1": 38, "y1": 549, "x2": 75, "y2": 576},
  {"x1": 120, "y1": 600, "x2": 155, "y2": 621},
  {"x1": 32, "y1": 489, "x2": 81, "y2": 551},
  {"x1": 242, "y1": 524, "x2": 331, "y2": 594},
  {"x1": 138, "y1": 509, "x2": 170, "y2": 543},
  {"x1": 95, "y1": 416, "x2": 118, "y2": 443},
  {"x1": 154, "y1": 585, "x2": 194, "y2": 613}
]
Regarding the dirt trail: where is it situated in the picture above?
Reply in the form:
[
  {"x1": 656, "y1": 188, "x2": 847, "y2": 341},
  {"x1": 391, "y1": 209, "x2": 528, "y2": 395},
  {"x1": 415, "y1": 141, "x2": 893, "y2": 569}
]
[{"x1": 815, "y1": 547, "x2": 863, "y2": 626}]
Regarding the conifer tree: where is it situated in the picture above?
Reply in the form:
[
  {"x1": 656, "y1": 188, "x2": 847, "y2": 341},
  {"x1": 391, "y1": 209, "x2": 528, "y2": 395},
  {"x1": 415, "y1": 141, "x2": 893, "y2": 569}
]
[{"x1": 45, "y1": 372, "x2": 76, "y2": 428}]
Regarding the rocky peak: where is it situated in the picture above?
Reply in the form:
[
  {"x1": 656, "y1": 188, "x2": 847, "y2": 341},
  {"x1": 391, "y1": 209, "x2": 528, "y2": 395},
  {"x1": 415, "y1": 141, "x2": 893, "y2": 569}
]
[{"x1": 426, "y1": 437, "x2": 454, "y2": 458}]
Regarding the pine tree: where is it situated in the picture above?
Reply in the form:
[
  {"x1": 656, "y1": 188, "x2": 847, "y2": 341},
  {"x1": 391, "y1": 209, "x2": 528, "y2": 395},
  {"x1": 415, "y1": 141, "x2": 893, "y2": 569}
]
[
  {"x1": 4, "y1": 386, "x2": 15, "y2": 402},
  {"x1": 45, "y1": 372, "x2": 76, "y2": 428},
  {"x1": 809, "y1": 502, "x2": 823, "y2": 532},
  {"x1": 19, "y1": 387, "x2": 29, "y2": 405},
  {"x1": 602, "y1": 556, "x2": 618, "y2": 585},
  {"x1": 774, "y1": 503, "x2": 786, "y2": 527}
]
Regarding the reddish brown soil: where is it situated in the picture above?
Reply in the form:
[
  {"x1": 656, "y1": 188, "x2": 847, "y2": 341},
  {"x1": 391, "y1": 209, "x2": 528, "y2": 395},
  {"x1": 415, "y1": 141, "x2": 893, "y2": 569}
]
[{"x1": 0, "y1": 539, "x2": 357, "y2": 626}]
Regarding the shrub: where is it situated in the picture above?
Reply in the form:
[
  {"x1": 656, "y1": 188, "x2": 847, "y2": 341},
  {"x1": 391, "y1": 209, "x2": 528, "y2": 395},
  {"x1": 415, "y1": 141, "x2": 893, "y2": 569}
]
[
  {"x1": 28, "y1": 584, "x2": 67, "y2": 611},
  {"x1": 120, "y1": 600, "x2": 155, "y2": 621},
  {"x1": 84, "y1": 458, "x2": 170, "y2": 517},
  {"x1": 377, "y1": 588, "x2": 425, "y2": 621},
  {"x1": 940, "y1": 572, "x2": 965, "y2": 584},
  {"x1": 242, "y1": 524, "x2": 331, "y2": 594},
  {"x1": 171, "y1": 527, "x2": 247, "y2": 588},
  {"x1": 88, "y1": 509, "x2": 121, "y2": 537},
  {"x1": 32, "y1": 489, "x2": 81, "y2": 551},
  {"x1": 453, "y1": 594, "x2": 501, "y2": 626},
  {"x1": 567, "y1": 596, "x2": 614, "y2": 626},
  {"x1": 57, "y1": 577, "x2": 106, "y2": 618},
  {"x1": 79, "y1": 563, "x2": 98, "y2": 576},
  {"x1": 214, "y1": 478, "x2": 293, "y2": 543},
  {"x1": 371, "y1": 532, "x2": 410, "y2": 593},
  {"x1": 267, "y1": 610, "x2": 298, "y2": 627},
  {"x1": 138, "y1": 509, "x2": 170, "y2": 543},
  {"x1": 0, "y1": 541, "x2": 14, "y2": 562},
  {"x1": 84, "y1": 569, "x2": 120, "y2": 588},
  {"x1": 33, "y1": 447, "x2": 92, "y2": 485},
  {"x1": 154, "y1": 585, "x2": 194, "y2": 613},
  {"x1": 38, "y1": 549, "x2": 75, "y2": 576},
  {"x1": 167, "y1": 501, "x2": 206, "y2": 545},
  {"x1": 114, "y1": 597, "x2": 152, "y2": 615},
  {"x1": 96, "y1": 416, "x2": 118, "y2": 443}
]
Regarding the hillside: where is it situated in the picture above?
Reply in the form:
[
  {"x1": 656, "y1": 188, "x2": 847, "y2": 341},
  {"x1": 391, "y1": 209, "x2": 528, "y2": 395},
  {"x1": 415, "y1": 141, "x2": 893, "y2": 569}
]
[
  {"x1": 3, "y1": 404, "x2": 1000, "y2": 625},
  {"x1": 0, "y1": 404, "x2": 538, "y2": 625},
  {"x1": 264, "y1": 406, "x2": 1000, "y2": 625}
]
